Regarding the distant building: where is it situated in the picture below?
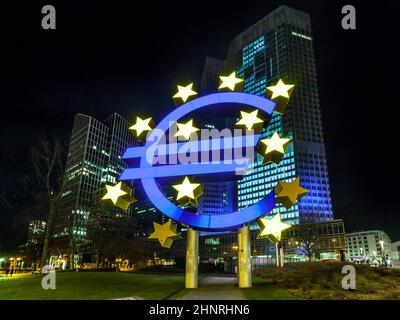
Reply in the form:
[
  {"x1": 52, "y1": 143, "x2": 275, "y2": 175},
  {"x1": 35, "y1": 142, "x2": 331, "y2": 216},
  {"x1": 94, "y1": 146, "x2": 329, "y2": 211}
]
[
  {"x1": 174, "y1": 5, "x2": 335, "y2": 269},
  {"x1": 17, "y1": 220, "x2": 47, "y2": 266},
  {"x1": 170, "y1": 219, "x2": 346, "y2": 272},
  {"x1": 201, "y1": 5, "x2": 334, "y2": 224},
  {"x1": 55, "y1": 113, "x2": 138, "y2": 255},
  {"x1": 27, "y1": 220, "x2": 46, "y2": 241},
  {"x1": 390, "y1": 240, "x2": 400, "y2": 267},
  {"x1": 281, "y1": 219, "x2": 346, "y2": 262},
  {"x1": 131, "y1": 196, "x2": 171, "y2": 236},
  {"x1": 345, "y1": 230, "x2": 391, "y2": 261}
]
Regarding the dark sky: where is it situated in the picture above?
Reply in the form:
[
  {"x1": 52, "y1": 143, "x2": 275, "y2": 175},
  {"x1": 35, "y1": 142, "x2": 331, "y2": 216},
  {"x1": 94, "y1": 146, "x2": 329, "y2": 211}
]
[{"x1": 1, "y1": 0, "x2": 399, "y2": 252}]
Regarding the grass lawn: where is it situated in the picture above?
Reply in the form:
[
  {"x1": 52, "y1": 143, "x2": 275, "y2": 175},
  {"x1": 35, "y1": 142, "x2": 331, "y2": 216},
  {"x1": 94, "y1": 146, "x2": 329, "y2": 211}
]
[
  {"x1": 240, "y1": 277, "x2": 299, "y2": 300},
  {"x1": 254, "y1": 261, "x2": 400, "y2": 300},
  {"x1": 0, "y1": 272, "x2": 184, "y2": 300}
]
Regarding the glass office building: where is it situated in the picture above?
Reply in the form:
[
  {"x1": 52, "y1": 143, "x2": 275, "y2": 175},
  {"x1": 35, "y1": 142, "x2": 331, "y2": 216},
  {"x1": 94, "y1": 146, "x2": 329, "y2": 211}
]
[
  {"x1": 175, "y1": 5, "x2": 335, "y2": 267},
  {"x1": 56, "y1": 113, "x2": 138, "y2": 250},
  {"x1": 202, "y1": 5, "x2": 333, "y2": 225}
]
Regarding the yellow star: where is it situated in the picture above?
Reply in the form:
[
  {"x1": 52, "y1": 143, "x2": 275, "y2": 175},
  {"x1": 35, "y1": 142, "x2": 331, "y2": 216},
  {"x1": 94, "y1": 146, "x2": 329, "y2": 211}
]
[
  {"x1": 129, "y1": 116, "x2": 153, "y2": 138},
  {"x1": 174, "y1": 119, "x2": 199, "y2": 140},
  {"x1": 235, "y1": 110, "x2": 264, "y2": 131},
  {"x1": 261, "y1": 132, "x2": 291, "y2": 153},
  {"x1": 172, "y1": 176, "x2": 203, "y2": 206},
  {"x1": 173, "y1": 83, "x2": 197, "y2": 103},
  {"x1": 103, "y1": 182, "x2": 127, "y2": 204},
  {"x1": 258, "y1": 131, "x2": 292, "y2": 165},
  {"x1": 266, "y1": 79, "x2": 295, "y2": 99},
  {"x1": 275, "y1": 177, "x2": 308, "y2": 210},
  {"x1": 218, "y1": 71, "x2": 243, "y2": 91},
  {"x1": 102, "y1": 182, "x2": 136, "y2": 211},
  {"x1": 257, "y1": 213, "x2": 291, "y2": 242},
  {"x1": 148, "y1": 220, "x2": 182, "y2": 248}
]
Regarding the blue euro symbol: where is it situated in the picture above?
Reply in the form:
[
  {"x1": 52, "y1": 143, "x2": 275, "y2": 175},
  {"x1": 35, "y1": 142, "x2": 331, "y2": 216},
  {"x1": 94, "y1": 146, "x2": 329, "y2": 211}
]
[{"x1": 120, "y1": 92, "x2": 277, "y2": 231}]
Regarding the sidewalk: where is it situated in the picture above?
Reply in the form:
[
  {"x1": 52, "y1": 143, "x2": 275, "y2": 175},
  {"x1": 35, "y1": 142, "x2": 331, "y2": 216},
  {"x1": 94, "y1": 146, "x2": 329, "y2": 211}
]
[{"x1": 180, "y1": 276, "x2": 245, "y2": 300}]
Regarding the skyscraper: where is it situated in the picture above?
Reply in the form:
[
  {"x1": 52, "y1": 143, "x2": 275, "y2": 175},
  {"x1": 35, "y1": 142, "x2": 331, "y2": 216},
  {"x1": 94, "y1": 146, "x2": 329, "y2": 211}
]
[
  {"x1": 56, "y1": 113, "x2": 138, "y2": 252},
  {"x1": 201, "y1": 5, "x2": 333, "y2": 225}
]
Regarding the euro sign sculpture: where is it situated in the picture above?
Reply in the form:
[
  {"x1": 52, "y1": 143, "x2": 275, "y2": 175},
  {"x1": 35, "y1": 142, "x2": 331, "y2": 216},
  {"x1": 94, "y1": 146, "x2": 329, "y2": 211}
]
[{"x1": 120, "y1": 92, "x2": 278, "y2": 231}]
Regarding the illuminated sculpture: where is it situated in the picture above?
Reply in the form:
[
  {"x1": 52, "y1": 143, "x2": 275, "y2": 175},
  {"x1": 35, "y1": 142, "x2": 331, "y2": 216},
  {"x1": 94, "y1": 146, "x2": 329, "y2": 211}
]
[
  {"x1": 275, "y1": 177, "x2": 308, "y2": 209},
  {"x1": 103, "y1": 71, "x2": 305, "y2": 288},
  {"x1": 266, "y1": 79, "x2": 295, "y2": 115},
  {"x1": 174, "y1": 119, "x2": 200, "y2": 140},
  {"x1": 173, "y1": 83, "x2": 197, "y2": 103},
  {"x1": 257, "y1": 213, "x2": 291, "y2": 243},
  {"x1": 172, "y1": 176, "x2": 203, "y2": 206},
  {"x1": 258, "y1": 131, "x2": 292, "y2": 165},
  {"x1": 218, "y1": 71, "x2": 243, "y2": 91},
  {"x1": 129, "y1": 116, "x2": 154, "y2": 140},
  {"x1": 148, "y1": 220, "x2": 182, "y2": 249},
  {"x1": 235, "y1": 109, "x2": 264, "y2": 133},
  {"x1": 102, "y1": 181, "x2": 136, "y2": 211}
]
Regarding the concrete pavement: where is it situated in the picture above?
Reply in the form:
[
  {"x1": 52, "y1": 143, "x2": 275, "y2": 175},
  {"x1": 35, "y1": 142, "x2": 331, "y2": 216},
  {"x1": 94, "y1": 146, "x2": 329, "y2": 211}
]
[{"x1": 180, "y1": 276, "x2": 246, "y2": 300}]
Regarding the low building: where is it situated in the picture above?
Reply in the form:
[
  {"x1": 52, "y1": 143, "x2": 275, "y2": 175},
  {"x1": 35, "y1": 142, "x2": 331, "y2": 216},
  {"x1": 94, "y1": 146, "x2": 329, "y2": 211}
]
[
  {"x1": 345, "y1": 230, "x2": 391, "y2": 263},
  {"x1": 170, "y1": 219, "x2": 346, "y2": 272},
  {"x1": 391, "y1": 240, "x2": 400, "y2": 267},
  {"x1": 281, "y1": 219, "x2": 346, "y2": 262}
]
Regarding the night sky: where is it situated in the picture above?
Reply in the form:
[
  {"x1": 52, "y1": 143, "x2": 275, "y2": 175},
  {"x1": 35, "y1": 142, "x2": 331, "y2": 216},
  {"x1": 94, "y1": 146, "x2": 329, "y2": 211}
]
[{"x1": 1, "y1": 0, "x2": 399, "y2": 253}]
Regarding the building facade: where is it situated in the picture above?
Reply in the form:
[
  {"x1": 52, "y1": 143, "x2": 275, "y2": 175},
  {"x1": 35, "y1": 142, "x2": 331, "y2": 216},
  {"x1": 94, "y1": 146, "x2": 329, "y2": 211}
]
[
  {"x1": 391, "y1": 240, "x2": 400, "y2": 267},
  {"x1": 281, "y1": 219, "x2": 346, "y2": 262},
  {"x1": 56, "y1": 113, "x2": 137, "y2": 253},
  {"x1": 176, "y1": 5, "x2": 335, "y2": 267},
  {"x1": 201, "y1": 5, "x2": 333, "y2": 224},
  {"x1": 345, "y1": 230, "x2": 392, "y2": 262}
]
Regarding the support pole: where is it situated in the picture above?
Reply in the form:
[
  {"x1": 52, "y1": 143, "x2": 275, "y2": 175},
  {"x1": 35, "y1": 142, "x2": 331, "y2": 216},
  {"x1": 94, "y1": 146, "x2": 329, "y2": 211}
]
[
  {"x1": 280, "y1": 246, "x2": 284, "y2": 268},
  {"x1": 185, "y1": 228, "x2": 199, "y2": 288},
  {"x1": 238, "y1": 225, "x2": 252, "y2": 288},
  {"x1": 275, "y1": 242, "x2": 284, "y2": 267},
  {"x1": 275, "y1": 242, "x2": 281, "y2": 267}
]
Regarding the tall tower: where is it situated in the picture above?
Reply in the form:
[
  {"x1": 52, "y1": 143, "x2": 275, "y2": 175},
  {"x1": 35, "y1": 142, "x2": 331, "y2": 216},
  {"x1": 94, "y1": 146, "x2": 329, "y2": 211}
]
[
  {"x1": 202, "y1": 5, "x2": 333, "y2": 225},
  {"x1": 56, "y1": 113, "x2": 137, "y2": 250}
]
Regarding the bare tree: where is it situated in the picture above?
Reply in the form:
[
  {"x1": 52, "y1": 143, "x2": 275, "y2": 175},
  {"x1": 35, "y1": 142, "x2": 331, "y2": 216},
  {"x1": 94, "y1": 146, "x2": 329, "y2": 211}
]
[
  {"x1": 30, "y1": 135, "x2": 67, "y2": 267},
  {"x1": 287, "y1": 215, "x2": 323, "y2": 262}
]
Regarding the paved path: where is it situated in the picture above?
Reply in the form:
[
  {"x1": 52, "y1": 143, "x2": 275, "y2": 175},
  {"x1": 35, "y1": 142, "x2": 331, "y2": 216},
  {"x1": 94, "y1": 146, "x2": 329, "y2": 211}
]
[{"x1": 180, "y1": 276, "x2": 245, "y2": 300}]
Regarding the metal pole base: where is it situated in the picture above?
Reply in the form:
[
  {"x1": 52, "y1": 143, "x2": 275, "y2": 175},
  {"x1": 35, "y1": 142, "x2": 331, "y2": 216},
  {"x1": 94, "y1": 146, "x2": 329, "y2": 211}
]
[
  {"x1": 185, "y1": 228, "x2": 199, "y2": 288},
  {"x1": 238, "y1": 225, "x2": 252, "y2": 288}
]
